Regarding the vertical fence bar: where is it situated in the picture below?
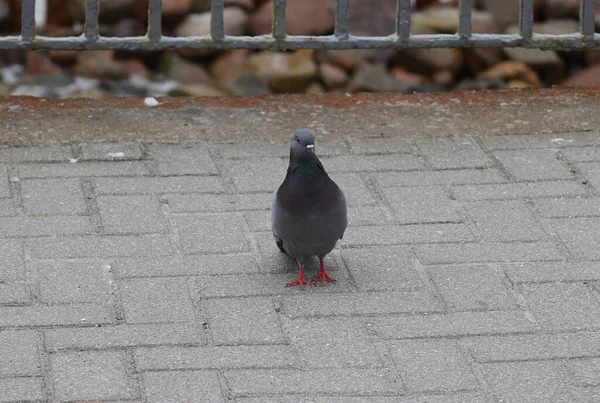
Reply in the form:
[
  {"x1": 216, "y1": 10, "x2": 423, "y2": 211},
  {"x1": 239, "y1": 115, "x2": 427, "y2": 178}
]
[
  {"x1": 21, "y1": 0, "x2": 36, "y2": 43},
  {"x1": 458, "y1": 0, "x2": 473, "y2": 38},
  {"x1": 211, "y1": 0, "x2": 225, "y2": 40},
  {"x1": 148, "y1": 0, "x2": 162, "y2": 42},
  {"x1": 519, "y1": 0, "x2": 534, "y2": 39},
  {"x1": 580, "y1": 0, "x2": 595, "y2": 38},
  {"x1": 273, "y1": 0, "x2": 286, "y2": 39},
  {"x1": 396, "y1": 0, "x2": 411, "y2": 40},
  {"x1": 335, "y1": 0, "x2": 349, "y2": 39},
  {"x1": 85, "y1": 0, "x2": 99, "y2": 43}
]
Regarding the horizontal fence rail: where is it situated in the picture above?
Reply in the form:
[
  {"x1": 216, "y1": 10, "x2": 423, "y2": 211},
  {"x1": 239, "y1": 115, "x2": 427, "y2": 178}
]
[{"x1": 0, "y1": 0, "x2": 598, "y2": 50}]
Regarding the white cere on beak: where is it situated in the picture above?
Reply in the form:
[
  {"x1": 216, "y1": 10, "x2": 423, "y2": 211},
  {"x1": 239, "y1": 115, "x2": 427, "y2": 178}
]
[{"x1": 306, "y1": 145, "x2": 315, "y2": 149}]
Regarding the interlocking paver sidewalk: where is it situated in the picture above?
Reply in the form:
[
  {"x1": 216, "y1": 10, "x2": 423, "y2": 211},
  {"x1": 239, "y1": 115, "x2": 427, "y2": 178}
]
[{"x1": 1, "y1": 91, "x2": 600, "y2": 402}]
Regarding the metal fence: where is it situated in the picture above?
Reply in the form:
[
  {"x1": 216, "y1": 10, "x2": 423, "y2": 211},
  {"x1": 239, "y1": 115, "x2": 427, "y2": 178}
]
[{"x1": 0, "y1": 0, "x2": 598, "y2": 51}]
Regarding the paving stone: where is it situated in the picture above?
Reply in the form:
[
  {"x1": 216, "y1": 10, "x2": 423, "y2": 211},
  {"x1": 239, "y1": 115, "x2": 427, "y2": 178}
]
[
  {"x1": 17, "y1": 161, "x2": 149, "y2": 178},
  {"x1": 169, "y1": 193, "x2": 271, "y2": 213},
  {"x1": 577, "y1": 162, "x2": 600, "y2": 189},
  {"x1": 415, "y1": 242, "x2": 563, "y2": 265},
  {"x1": 341, "y1": 246, "x2": 422, "y2": 291},
  {"x1": 0, "y1": 198, "x2": 14, "y2": 216},
  {"x1": 451, "y1": 181, "x2": 589, "y2": 200},
  {"x1": 135, "y1": 345, "x2": 297, "y2": 370},
  {"x1": 348, "y1": 136, "x2": 412, "y2": 155},
  {"x1": 375, "y1": 168, "x2": 507, "y2": 187},
  {"x1": 492, "y1": 149, "x2": 573, "y2": 181},
  {"x1": 224, "y1": 157, "x2": 287, "y2": 192},
  {"x1": 236, "y1": 393, "x2": 488, "y2": 403},
  {"x1": 415, "y1": 137, "x2": 490, "y2": 169},
  {"x1": 81, "y1": 141, "x2": 142, "y2": 160},
  {"x1": 93, "y1": 175, "x2": 225, "y2": 194},
  {"x1": 480, "y1": 361, "x2": 575, "y2": 403},
  {"x1": 0, "y1": 240, "x2": 24, "y2": 282},
  {"x1": 520, "y1": 283, "x2": 600, "y2": 331},
  {"x1": 0, "y1": 330, "x2": 40, "y2": 376},
  {"x1": 120, "y1": 277, "x2": 195, "y2": 323},
  {"x1": 290, "y1": 318, "x2": 381, "y2": 368},
  {"x1": 341, "y1": 223, "x2": 475, "y2": 246},
  {"x1": 282, "y1": 290, "x2": 443, "y2": 317},
  {"x1": 115, "y1": 254, "x2": 260, "y2": 277},
  {"x1": 46, "y1": 323, "x2": 204, "y2": 350},
  {"x1": 21, "y1": 178, "x2": 87, "y2": 215},
  {"x1": 0, "y1": 304, "x2": 113, "y2": 327},
  {"x1": 0, "y1": 283, "x2": 30, "y2": 304},
  {"x1": 0, "y1": 377, "x2": 45, "y2": 402},
  {"x1": 211, "y1": 140, "x2": 348, "y2": 158},
  {"x1": 564, "y1": 358, "x2": 600, "y2": 386},
  {"x1": 329, "y1": 173, "x2": 377, "y2": 206},
  {"x1": 480, "y1": 133, "x2": 600, "y2": 150},
  {"x1": 387, "y1": 339, "x2": 477, "y2": 393},
  {"x1": 466, "y1": 332, "x2": 600, "y2": 362},
  {"x1": 37, "y1": 261, "x2": 110, "y2": 304},
  {"x1": 225, "y1": 368, "x2": 396, "y2": 395},
  {"x1": 0, "y1": 164, "x2": 9, "y2": 198},
  {"x1": 97, "y1": 195, "x2": 166, "y2": 234},
  {"x1": 562, "y1": 146, "x2": 600, "y2": 162},
  {"x1": 347, "y1": 206, "x2": 388, "y2": 226},
  {"x1": 51, "y1": 351, "x2": 133, "y2": 401},
  {"x1": 206, "y1": 297, "x2": 285, "y2": 344},
  {"x1": 552, "y1": 218, "x2": 600, "y2": 259},
  {"x1": 28, "y1": 235, "x2": 172, "y2": 258},
  {"x1": 534, "y1": 197, "x2": 600, "y2": 217},
  {"x1": 372, "y1": 311, "x2": 535, "y2": 339},
  {"x1": 428, "y1": 265, "x2": 516, "y2": 311},
  {"x1": 384, "y1": 187, "x2": 461, "y2": 224},
  {"x1": 150, "y1": 144, "x2": 218, "y2": 175},
  {"x1": 580, "y1": 387, "x2": 600, "y2": 402},
  {"x1": 143, "y1": 370, "x2": 224, "y2": 403},
  {"x1": 254, "y1": 231, "x2": 342, "y2": 274},
  {"x1": 174, "y1": 214, "x2": 250, "y2": 254},
  {"x1": 196, "y1": 272, "x2": 354, "y2": 298},
  {"x1": 0, "y1": 216, "x2": 92, "y2": 236},
  {"x1": 320, "y1": 154, "x2": 425, "y2": 172},
  {"x1": 0, "y1": 145, "x2": 72, "y2": 162},
  {"x1": 503, "y1": 262, "x2": 600, "y2": 283},
  {"x1": 244, "y1": 210, "x2": 273, "y2": 232},
  {"x1": 466, "y1": 201, "x2": 547, "y2": 242}
]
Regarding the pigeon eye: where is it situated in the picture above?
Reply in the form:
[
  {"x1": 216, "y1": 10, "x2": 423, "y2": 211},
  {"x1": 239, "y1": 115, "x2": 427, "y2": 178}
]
[{"x1": 296, "y1": 138, "x2": 301, "y2": 143}]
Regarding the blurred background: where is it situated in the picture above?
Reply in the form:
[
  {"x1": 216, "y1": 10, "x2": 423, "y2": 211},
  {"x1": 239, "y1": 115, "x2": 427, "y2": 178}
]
[{"x1": 0, "y1": 0, "x2": 599, "y2": 99}]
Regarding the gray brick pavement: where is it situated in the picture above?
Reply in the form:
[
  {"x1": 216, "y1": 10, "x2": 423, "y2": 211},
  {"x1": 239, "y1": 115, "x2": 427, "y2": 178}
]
[{"x1": 1, "y1": 132, "x2": 600, "y2": 401}]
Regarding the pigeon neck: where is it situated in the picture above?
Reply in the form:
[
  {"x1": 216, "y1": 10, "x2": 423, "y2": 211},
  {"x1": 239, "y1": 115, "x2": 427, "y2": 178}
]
[{"x1": 289, "y1": 149, "x2": 319, "y2": 172}]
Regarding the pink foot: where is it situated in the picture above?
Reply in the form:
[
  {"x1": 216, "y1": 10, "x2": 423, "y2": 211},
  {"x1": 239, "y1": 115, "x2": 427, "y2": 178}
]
[
  {"x1": 286, "y1": 266, "x2": 314, "y2": 288},
  {"x1": 314, "y1": 259, "x2": 336, "y2": 284}
]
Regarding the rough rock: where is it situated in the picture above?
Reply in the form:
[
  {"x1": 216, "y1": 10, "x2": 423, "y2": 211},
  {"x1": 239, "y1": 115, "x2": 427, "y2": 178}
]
[
  {"x1": 193, "y1": 0, "x2": 254, "y2": 13},
  {"x1": 209, "y1": 49, "x2": 251, "y2": 91},
  {"x1": 561, "y1": 64, "x2": 600, "y2": 87},
  {"x1": 170, "y1": 83, "x2": 227, "y2": 96},
  {"x1": 396, "y1": 47, "x2": 464, "y2": 75},
  {"x1": 158, "y1": 52, "x2": 212, "y2": 84},
  {"x1": 475, "y1": 0, "x2": 546, "y2": 31},
  {"x1": 545, "y1": 0, "x2": 579, "y2": 19},
  {"x1": 134, "y1": 0, "x2": 193, "y2": 23},
  {"x1": 318, "y1": 63, "x2": 350, "y2": 89},
  {"x1": 321, "y1": 50, "x2": 364, "y2": 71},
  {"x1": 175, "y1": 8, "x2": 249, "y2": 56},
  {"x1": 346, "y1": 63, "x2": 412, "y2": 93},
  {"x1": 412, "y1": 6, "x2": 499, "y2": 34},
  {"x1": 348, "y1": 0, "x2": 396, "y2": 36},
  {"x1": 64, "y1": 0, "x2": 135, "y2": 23},
  {"x1": 248, "y1": 0, "x2": 334, "y2": 36},
  {"x1": 477, "y1": 60, "x2": 541, "y2": 87},
  {"x1": 228, "y1": 72, "x2": 271, "y2": 95},
  {"x1": 390, "y1": 66, "x2": 427, "y2": 86},
  {"x1": 73, "y1": 50, "x2": 128, "y2": 79},
  {"x1": 248, "y1": 50, "x2": 317, "y2": 93}
]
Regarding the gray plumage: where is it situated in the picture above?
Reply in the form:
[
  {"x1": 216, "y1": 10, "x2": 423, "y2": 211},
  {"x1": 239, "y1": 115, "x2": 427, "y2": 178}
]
[{"x1": 271, "y1": 129, "x2": 347, "y2": 286}]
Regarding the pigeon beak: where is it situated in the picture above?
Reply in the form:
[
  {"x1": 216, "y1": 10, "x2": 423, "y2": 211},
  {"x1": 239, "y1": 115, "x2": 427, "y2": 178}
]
[{"x1": 306, "y1": 144, "x2": 315, "y2": 153}]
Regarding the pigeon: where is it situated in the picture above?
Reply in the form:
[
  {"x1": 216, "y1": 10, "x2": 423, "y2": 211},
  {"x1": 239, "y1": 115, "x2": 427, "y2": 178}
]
[{"x1": 272, "y1": 129, "x2": 348, "y2": 287}]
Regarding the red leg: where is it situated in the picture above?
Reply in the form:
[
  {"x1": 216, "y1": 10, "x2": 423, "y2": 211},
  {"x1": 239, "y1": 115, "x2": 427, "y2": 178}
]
[
  {"x1": 286, "y1": 265, "x2": 314, "y2": 288},
  {"x1": 314, "y1": 259, "x2": 336, "y2": 284}
]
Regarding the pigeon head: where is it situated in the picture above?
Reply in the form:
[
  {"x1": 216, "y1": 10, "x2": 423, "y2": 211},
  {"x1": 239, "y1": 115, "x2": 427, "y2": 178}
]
[{"x1": 290, "y1": 129, "x2": 317, "y2": 162}]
